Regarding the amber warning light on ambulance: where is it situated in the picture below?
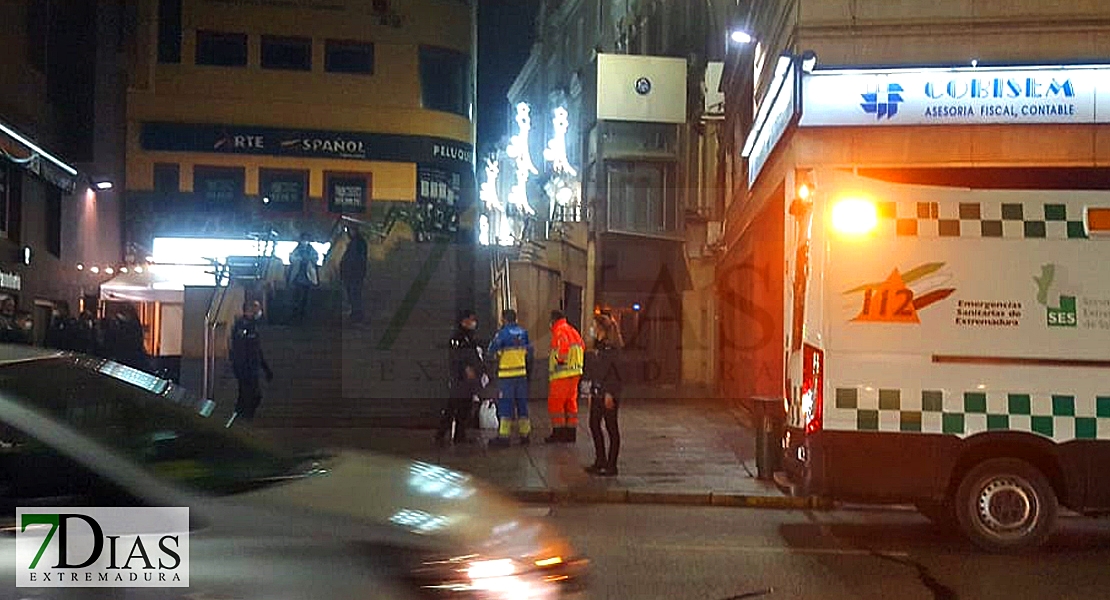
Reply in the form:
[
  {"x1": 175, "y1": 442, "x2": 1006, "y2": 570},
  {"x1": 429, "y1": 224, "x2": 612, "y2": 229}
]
[
  {"x1": 831, "y1": 198, "x2": 878, "y2": 235},
  {"x1": 1085, "y1": 207, "x2": 1110, "y2": 236}
]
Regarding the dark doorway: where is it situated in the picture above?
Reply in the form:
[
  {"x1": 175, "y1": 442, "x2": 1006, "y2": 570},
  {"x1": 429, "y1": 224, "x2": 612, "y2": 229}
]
[{"x1": 563, "y1": 282, "x2": 583, "y2": 331}]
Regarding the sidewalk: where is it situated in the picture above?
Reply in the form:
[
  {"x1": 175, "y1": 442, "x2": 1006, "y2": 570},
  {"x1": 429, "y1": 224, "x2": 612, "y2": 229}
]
[{"x1": 254, "y1": 393, "x2": 822, "y2": 509}]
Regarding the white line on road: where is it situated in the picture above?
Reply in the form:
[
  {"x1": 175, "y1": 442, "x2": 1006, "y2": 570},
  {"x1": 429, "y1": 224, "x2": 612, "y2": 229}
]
[{"x1": 636, "y1": 544, "x2": 910, "y2": 558}]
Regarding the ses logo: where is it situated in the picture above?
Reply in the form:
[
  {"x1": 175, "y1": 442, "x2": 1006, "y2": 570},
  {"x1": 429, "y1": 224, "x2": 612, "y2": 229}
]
[
  {"x1": 860, "y1": 83, "x2": 904, "y2": 120},
  {"x1": 17, "y1": 508, "x2": 189, "y2": 588},
  {"x1": 1035, "y1": 263, "x2": 1078, "y2": 328}
]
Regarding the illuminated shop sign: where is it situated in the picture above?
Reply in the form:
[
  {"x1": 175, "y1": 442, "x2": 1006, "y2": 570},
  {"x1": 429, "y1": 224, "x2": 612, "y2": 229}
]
[
  {"x1": 800, "y1": 65, "x2": 1110, "y2": 127},
  {"x1": 141, "y1": 122, "x2": 474, "y2": 168}
]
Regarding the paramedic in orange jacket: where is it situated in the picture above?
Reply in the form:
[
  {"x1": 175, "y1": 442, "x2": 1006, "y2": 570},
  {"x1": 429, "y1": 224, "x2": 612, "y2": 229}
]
[{"x1": 545, "y1": 309, "x2": 585, "y2": 443}]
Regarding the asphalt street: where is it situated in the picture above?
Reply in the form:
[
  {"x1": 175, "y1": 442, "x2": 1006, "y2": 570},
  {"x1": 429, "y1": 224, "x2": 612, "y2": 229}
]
[{"x1": 545, "y1": 504, "x2": 1110, "y2": 600}]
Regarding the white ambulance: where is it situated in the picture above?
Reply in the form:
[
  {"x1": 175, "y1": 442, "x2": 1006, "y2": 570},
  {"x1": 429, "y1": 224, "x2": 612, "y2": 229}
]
[{"x1": 775, "y1": 168, "x2": 1110, "y2": 551}]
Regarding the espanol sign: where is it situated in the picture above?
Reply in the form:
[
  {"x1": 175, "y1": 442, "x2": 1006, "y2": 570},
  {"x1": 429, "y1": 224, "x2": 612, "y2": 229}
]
[{"x1": 799, "y1": 65, "x2": 1110, "y2": 126}]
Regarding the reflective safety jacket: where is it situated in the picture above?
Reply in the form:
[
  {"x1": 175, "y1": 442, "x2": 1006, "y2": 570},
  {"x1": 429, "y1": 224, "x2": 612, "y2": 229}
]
[
  {"x1": 488, "y1": 323, "x2": 533, "y2": 379},
  {"x1": 549, "y1": 318, "x2": 585, "y2": 380}
]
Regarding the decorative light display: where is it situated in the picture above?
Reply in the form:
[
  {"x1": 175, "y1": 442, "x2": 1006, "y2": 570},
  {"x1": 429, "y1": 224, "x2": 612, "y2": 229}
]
[
  {"x1": 542, "y1": 106, "x2": 582, "y2": 222},
  {"x1": 479, "y1": 156, "x2": 504, "y2": 212},
  {"x1": 543, "y1": 107, "x2": 577, "y2": 177},
  {"x1": 505, "y1": 103, "x2": 538, "y2": 216}
]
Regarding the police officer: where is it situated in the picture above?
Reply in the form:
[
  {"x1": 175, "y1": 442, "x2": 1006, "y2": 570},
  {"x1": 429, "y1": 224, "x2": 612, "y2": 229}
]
[
  {"x1": 437, "y1": 309, "x2": 485, "y2": 445},
  {"x1": 487, "y1": 309, "x2": 534, "y2": 447},
  {"x1": 229, "y1": 300, "x2": 273, "y2": 426}
]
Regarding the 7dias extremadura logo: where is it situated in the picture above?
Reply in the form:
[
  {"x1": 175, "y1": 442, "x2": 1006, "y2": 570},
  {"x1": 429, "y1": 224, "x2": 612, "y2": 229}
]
[{"x1": 17, "y1": 507, "x2": 189, "y2": 588}]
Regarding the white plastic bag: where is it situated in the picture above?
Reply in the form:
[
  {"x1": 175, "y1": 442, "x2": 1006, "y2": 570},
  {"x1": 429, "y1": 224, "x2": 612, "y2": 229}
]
[{"x1": 478, "y1": 399, "x2": 499, "y2": 430}]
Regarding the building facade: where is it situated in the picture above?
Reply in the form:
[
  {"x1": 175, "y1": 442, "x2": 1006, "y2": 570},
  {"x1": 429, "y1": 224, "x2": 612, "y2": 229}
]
[
  {"x1": 718, "y1": 0, "x2": 1110, "y2": 401},
  {"x1": 0, "y1": 0, "x2": 125, "y2": 344},
  {"x1": 125, "y1": 0, "x2": 477, "y2": 250},
  {"x1": 499, "y1": 0, "x2": 730, "y2": 390}
]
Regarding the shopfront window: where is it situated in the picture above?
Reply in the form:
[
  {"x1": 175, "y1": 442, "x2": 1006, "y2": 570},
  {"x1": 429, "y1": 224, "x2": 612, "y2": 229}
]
[
  {"x1": 419, "y1": 46, "x2": 470, "y2": 117},
  {"x1": 260, "y1": 169, "x2": 308, "y2": 212},
  {"x1": 193, "y1": 166, "x2": 244, "y2": 208},
  {"x1": 153, "y1": 163, "x2": 180, "y2": 193},
  {"x1": 326, "y1": 173, "x2": 369, "y2": 214}
]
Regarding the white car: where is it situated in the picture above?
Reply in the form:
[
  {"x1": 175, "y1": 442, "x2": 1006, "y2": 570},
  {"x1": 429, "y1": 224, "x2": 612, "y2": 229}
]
[{"x1": 0, "y1": 345, "x2": 587, "y2": 599}]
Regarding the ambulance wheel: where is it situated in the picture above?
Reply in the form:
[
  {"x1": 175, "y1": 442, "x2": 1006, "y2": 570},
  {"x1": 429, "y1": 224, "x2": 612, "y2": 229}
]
[
  {"x1": 914, "y1": 500, "x2": 957, "y2": 531},
  {"x1": 954, "y1": 458, "x2": 1058, "y2": 552}
]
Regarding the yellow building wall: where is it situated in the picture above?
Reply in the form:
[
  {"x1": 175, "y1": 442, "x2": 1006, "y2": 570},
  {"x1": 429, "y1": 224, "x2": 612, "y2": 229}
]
[{"x1": 126, "y1": 0, "x2": 474, "y2": 203}]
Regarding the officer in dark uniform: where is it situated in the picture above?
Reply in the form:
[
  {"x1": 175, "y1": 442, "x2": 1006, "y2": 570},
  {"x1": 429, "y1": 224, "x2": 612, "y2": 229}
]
[
  {"x1": 229, "y1": 300, "x2": 273, "y2": 426},
  {"x1": 436, "y1": 309, "x2": 485, "y2": 444}
]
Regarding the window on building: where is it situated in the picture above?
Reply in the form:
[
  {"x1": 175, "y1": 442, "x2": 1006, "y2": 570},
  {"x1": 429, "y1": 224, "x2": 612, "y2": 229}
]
[
  {"x1": 193, "y1": 166, "x2": 244, "y2": 207},
  {"x1": 195, "y1": 31, "x2": 248, "y2": 67},
  {"x1": 45, "y1": 186, "x2": 61, "y2": 258},
  {"x1": 260, "y1": 169, "x2": 308, "y2": 212},
  {"x1": 0, "y1": 163, "x2": 19, "y2": 241},
  {"x1": 606, "y1": 162, "x2": 679, "y2": 235},
  {"x1": 153, "y1": 163, "x2": 180, "y2": 193},
  {"x1": 261, "y1": 36, "x2": 311, "y2": 71},
  {"x1": 326, "y1": 173, "x2": 370, "y2": 214},
  {"x1": 325, "y1": 40, "x2": 374, "y2": 74},
  {"x1": 157, "y1": 0, "x2": 182, "y2": 63},
  {"x1": 419, "y1": 46, "x2": 470, "y2": 117}
]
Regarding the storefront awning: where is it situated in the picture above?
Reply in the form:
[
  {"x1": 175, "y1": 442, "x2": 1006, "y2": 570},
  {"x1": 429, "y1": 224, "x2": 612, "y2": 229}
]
[
  {"x1": 0, "y1": 119, "x2": 79, "y2": 192},
  {"x1": 99, "y1": 264, "x2": 218, "y2": 304}
]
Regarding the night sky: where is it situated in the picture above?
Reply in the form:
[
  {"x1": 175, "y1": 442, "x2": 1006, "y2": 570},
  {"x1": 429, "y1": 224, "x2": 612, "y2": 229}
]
[{"x1": 477, "y1": 0, "x2": 542, "y2": 154}]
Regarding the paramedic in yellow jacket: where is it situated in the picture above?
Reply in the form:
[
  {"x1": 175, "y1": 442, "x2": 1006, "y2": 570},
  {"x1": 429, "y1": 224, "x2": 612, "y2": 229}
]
[
  {"x1": 545, "y1": 309, "x2": 585, "y2": 444},
  {"x1": 487, "y1": 309, "x2": 534, "y2": 447}
]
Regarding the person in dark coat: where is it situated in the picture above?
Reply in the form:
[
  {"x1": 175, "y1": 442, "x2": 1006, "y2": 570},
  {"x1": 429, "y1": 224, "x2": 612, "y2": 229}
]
[
  {"x1": 44, "y1": 303, "x2": 81, "y2": 352},
  {"x1": 229, "y1": 300, "x2": 273, "y2": 425},
  {"x1": 0, "y1": 298, "x2": 27, "y2": 345},
  {"x1": 436, "y1": 309, "x2": 485, "y2": 445},
  {"x1": 584, "y1": 311, "x2": 624, "y2": 477},
  {"x1": 339, "y1": 226, "x2": 368, "y2": 323},
  {"x1": 104, "y1": 304, "x2": 149, "y2": 370}
]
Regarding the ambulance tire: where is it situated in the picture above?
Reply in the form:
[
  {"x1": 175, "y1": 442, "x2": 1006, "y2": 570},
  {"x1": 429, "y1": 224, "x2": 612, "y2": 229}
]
[
  {"x1": 954, "y1": 458, "x2": 1058, "y2": 553},
  {"x1": 914, "y1": 500, "x2": 958, "y2": 533}
]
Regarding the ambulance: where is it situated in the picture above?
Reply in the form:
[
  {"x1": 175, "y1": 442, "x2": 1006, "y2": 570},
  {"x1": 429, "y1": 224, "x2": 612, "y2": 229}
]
[{"x1": 774, "y1": 168, "x2": 1110, "y2": 551}]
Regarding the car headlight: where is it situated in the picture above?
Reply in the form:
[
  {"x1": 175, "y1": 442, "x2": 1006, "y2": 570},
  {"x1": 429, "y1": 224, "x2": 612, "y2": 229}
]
[{"x1": 411, "y1": 554, "x2": 585, "y2": 599}]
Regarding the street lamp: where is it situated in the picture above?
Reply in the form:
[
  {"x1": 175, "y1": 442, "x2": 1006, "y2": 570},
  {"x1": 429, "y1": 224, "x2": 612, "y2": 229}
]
[{"x1": 729, "y1": 30, "x2": 753, "y2": 45}]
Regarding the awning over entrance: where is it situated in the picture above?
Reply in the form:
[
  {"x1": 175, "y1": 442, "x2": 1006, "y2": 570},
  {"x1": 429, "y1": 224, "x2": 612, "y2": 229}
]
[
  {"x1": 0, "y1": 119, "x2": 79, "y2": 192},
  {"x1": 99, "y1": 264, "x2": 216, "y2": 304}
]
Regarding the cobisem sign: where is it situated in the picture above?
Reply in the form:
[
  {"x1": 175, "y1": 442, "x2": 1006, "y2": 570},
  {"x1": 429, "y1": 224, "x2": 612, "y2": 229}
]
[{"x1": 799, "y1": 65, "x2": 1110, "y2": 127}]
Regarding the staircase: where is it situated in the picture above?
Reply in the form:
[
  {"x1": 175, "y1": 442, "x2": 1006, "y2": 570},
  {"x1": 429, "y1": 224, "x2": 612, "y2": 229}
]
[{"x1": 203, "y1": 240, "x2": 490, "y2": 428}]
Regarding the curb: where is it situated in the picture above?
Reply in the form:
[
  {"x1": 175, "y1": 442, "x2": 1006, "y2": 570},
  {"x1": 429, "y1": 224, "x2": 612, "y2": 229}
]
[{"x1": 509, "y1": 488, "x2": 833, "y2": 510}]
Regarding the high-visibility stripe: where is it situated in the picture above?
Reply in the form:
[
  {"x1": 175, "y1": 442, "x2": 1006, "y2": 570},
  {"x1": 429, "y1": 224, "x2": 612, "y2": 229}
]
[
  {"x1": 499, "y1": 347, "x2": 528, "y2": 378},
  {"x1": 549, "y1": 344, "x2": 585, "y2": 379}
]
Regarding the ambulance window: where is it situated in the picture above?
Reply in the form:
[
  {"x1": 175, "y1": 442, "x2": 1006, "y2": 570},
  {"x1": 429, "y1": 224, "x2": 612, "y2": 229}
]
[{"x1": 790, "y1": 241, "x2": 809, "y2": 351}]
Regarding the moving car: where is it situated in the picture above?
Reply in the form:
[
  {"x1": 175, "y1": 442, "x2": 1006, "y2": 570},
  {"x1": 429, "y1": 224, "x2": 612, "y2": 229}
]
[{"x1": 0, "y1": 345, "x2": 586, "y2": 598}]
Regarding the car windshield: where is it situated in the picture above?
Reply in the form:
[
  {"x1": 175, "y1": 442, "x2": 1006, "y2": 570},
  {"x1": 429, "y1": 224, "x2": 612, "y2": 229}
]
[{"x1": 0, "y1": 356, "x2": 313, "y2": 495}]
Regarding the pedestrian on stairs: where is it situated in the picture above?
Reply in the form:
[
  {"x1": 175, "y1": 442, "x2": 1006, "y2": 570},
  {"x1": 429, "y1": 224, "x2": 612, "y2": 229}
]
[
  {"x1": 287, "y1": 233, "x2": 319, "y2": 324},
  {"x1": 339, "y1": 226, "x2": 368, "y2": 324},
  {"x1": 584, "y1": 311, "x2": 623, "y2": 476},
  {"x1": 436, "y1": 309, "x2": 485, "y2": 445},
  {"x1": 487, "y1": 309, "x2": 534, "y2": 447},
  {"x1": 545, "y1": 309, "x2": 584, "y2": 444},
  {"x1": 229, "y1": 300, "x2": 273, "y2": 426}
]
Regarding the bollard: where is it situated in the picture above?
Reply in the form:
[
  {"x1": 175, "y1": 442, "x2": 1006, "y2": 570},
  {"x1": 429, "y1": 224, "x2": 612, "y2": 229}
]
[{"x1": 751, "y1": 396, "x2": 785, "y2": 480}]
